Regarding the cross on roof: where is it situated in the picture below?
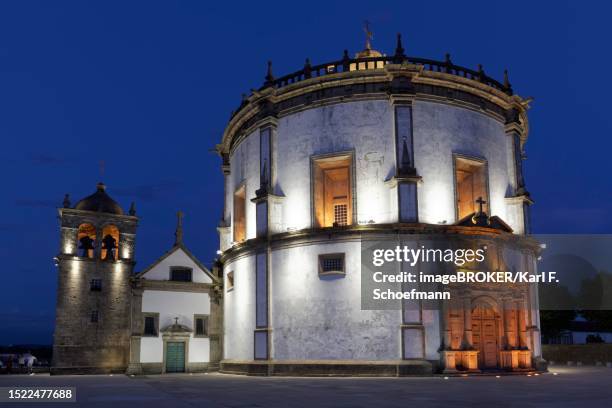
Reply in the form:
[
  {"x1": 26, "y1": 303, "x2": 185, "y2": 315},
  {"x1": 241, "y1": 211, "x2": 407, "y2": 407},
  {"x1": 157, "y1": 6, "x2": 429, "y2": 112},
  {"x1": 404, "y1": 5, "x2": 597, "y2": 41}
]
[
  {"x1": 174, "y1": 210, "x2": 184, "y2": 245},
  {"x1": 363, "y1": 20, "x2": 373, "y2": 50},
  {"x1": 476, "y1": 196, "x2": 487, "y2": 214}
]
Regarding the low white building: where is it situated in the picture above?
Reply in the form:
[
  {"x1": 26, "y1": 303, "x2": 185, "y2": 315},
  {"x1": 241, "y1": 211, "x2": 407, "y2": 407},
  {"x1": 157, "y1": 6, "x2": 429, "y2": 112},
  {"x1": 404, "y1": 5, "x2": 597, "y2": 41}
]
[{"x1": 127, "y1": 213, "x2": 222, "y2": 374}]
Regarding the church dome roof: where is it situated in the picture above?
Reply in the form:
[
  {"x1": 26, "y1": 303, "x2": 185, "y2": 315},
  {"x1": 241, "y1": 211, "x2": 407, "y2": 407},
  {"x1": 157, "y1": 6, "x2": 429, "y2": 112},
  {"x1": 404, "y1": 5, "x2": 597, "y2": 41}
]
[
  {"x1": 74, "y1": 182, "x2": 124, "y2": 215},
  {"x1": 355, "y1": 47, "x2": 383, "y2": 58}
]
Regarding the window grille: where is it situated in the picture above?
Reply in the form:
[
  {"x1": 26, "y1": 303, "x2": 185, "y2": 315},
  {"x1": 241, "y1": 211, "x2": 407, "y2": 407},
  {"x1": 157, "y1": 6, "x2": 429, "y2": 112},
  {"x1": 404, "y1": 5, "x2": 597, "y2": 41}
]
[
  {"x1": 334, "y1": 204, "x2": 348, "y2": 226},
  {"x1": 195, "y1": 315, "x2": 209, "y2": 337},
  {"x1": 144, "y1": 316, "x2": 157, "y2": 336},
  {"x1": 170, "y1": 268, "x2": 192, "y2": 282},
  {"x1": 318, "y1": 253, "x2": 345, "y2": 275}
]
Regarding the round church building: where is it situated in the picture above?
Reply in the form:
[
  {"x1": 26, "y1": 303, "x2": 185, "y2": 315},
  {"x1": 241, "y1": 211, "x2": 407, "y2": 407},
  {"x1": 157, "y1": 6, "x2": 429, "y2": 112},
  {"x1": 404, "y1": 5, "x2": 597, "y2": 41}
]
[{"x1": 216, "y1": 34, "x2": 545, "y2": 376}]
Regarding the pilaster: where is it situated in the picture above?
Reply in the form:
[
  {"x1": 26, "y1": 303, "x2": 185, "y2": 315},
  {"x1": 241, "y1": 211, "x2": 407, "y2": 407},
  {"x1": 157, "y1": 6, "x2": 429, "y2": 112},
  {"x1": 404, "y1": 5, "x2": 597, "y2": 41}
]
[{"x1": 387, "y1": 99, "x2": 421, "y2": 223}]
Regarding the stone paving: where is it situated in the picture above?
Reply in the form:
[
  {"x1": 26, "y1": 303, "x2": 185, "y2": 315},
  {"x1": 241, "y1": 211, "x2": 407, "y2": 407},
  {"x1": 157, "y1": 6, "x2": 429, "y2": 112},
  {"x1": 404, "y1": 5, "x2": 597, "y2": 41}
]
[{"x1": 0, "y1": 366, "x2": 611, "y2": 407}]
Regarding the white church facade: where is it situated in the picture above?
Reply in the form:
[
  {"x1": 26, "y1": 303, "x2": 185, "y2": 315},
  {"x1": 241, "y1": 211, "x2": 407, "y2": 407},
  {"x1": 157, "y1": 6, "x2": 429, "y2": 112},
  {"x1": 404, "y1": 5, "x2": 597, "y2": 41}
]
[
  {"x1": 128, "y1": 218, "x2": 222, "y2": 374},
  {"x1": 52, "y1": 33, "x2": 545, "y2": 376}
]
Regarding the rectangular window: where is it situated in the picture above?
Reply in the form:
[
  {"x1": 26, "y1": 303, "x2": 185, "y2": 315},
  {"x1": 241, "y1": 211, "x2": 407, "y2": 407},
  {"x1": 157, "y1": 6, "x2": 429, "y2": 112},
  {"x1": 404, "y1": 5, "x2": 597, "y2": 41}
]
[
  {"x1": 226, "y1": 271, "x2": 234, "y2": 291},
  {"x1": 318, "y1": 253, "x2": 346, "y2": 276},
  {"x1": 90, "y1": 279, "x2": 102, "y2": 292},
  {"x1": 170, "y1": 267, "x2": 192, "y2": 282},
  {"x1": 90, "y1": 310, "x2": 99, "y2": 323},
  {"x1": 233, "y1": 185, "x2": 246, "y2": 242},
  {"x1": 455, "y1": 156, "x2": 488, "y2": 221},
  {"x1": 143, "y1": 313, "x2": 159, "y2": 336},
  {"x1": 194, "y1": 315, "x2": 209, "y2": 337},
  {"x1": 313, "y1": 154, "x2": 352, "y2": 228}
]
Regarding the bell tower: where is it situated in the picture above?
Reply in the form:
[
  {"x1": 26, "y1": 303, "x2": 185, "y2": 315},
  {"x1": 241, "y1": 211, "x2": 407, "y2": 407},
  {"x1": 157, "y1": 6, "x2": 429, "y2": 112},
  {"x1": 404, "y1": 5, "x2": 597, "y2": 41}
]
[{"x1": 51, "y1": 182, "x2": 138, "y2": 374}]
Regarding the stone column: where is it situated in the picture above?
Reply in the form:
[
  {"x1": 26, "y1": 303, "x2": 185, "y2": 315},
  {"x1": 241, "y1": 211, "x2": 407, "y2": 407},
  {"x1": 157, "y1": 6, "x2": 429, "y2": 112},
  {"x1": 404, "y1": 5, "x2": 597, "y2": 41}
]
[
  {"x1": 222, "y1": 154, "x2": 231, "y2": 222},
  {"x1": 440, "y1": 299, "x2": 457, "y2": 372},
  {"x1": 95, "y1": 226, "x2": 103, "y2": 259},
  {"x1": 517, "y1": 299, "x2": 528, "y2": 349},
  {"x1": 209, "y1": 284, "x2": 223, "y2": 370},
  {"x1": 462, "y1": 297, "x2": 473, "y2": 349},
  {"x1": 441, "y1": 298, "x2": 452, "y2": 350},
  {"x1": 60, "y1": 226, "x2": 77, "y2": 256},
  {"x1": 387, "y1": 100, "x2": 421, "y2": 223},
  {"x1": 119, "y1": 232, "x2": 136, "y2": 261},
  {"x1": 126, "y1": 287, "x2": 143, "y2": 375}
]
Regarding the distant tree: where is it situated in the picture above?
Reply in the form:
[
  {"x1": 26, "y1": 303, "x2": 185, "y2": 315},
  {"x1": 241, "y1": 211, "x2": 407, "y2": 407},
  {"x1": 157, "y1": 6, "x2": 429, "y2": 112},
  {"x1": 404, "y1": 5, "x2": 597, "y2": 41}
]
[
  {"x1": 586, "y1": 334, "x2": 604, "y2": 343},
  {"x1": 539, "y1": 279, "x2": 575, "y2": 310},
  {"x1": 578, "y1": 271, "x2": 612, "y2": 331},
  {"x1": 540, "y1": 310, "x2": 577, "y2": 338},
  {"x1": 581, "y1": 310, "x2": 612, "y2": 331},
  {"x1": 539, "y1": 279, "x2": 577, "y2": 339}
]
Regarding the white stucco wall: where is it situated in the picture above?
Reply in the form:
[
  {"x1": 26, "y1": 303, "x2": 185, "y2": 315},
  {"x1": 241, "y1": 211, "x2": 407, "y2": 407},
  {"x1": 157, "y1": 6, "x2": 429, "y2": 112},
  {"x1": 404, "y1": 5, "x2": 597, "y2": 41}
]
[
  {"x1": 140, "y1": 248, "x2": 213, "y2": 283},
  {"x1": 230, "y1": 129, "x2": 260, "y2": 242},
  {"x1": 276, "y1": 100, "x2": 396, "y2": 230},
  {"x1": 270, "y1": 241, "x2": 400, "y2": 360},
  {"x1": 140, "y1": 290, "x2": 211, "y2": 363},
  {"x1": 221, "y1": 98, "x2": 530, "y2": 363},
  {"x1": 223, "y1": 240, "x2": 445, "y2": 361},
  {"x1": 223, "y1": 255, "x2": 256, "y2": 360},
  {"x1": 226, "y1": 98, "x2": 521, "y2": 237},
  {"x1": 413, "y1": 101, "x2": 511, "y2": 226}
]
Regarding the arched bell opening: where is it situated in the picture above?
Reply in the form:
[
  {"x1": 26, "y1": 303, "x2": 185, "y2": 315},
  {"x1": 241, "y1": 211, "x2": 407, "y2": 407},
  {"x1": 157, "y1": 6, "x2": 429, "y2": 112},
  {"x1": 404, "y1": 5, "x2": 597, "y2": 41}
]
[
  {"x1": 77, "y1": 223, "x2": 96, "y2": 259},
  {"x1": 100, "y1": 224, "x2": 119, "y2": 261}
]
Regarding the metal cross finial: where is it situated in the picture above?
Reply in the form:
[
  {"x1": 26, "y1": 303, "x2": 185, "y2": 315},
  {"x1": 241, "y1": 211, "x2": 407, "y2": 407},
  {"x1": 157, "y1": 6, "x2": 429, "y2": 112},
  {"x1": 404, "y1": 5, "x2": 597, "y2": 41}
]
[
  {"x1": 476, "y1": 196, "x2": 487, "y2": 214},
  {"x1": 174, "y1": 317, "x2": 179, "y2": 326},
  {"x1": 99, "y1": 160, "x2": 105, "y2": 179},
  {"x1": 363, "y1": 20, "x2": 373, "y2": 50},
  {"x1": 174, "y1": 210, "x2": 184, "y2": 245}
]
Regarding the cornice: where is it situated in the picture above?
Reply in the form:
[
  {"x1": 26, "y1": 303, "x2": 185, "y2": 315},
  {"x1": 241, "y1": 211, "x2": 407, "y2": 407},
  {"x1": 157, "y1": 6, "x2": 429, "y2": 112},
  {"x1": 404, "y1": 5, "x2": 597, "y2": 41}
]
[
  {"x1": 219, "y1": 223, "x2": 541, "y2": 265},
  {"x1": 219, "y1": 63, "x2": 531, "y2": 156}
]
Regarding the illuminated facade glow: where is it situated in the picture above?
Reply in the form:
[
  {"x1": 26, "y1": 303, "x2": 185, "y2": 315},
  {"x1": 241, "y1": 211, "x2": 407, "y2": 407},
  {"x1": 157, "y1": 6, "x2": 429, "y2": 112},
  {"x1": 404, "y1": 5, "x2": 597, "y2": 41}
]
[{"x1": 216, "y1": 36, "x2": 543, "y2": 376}]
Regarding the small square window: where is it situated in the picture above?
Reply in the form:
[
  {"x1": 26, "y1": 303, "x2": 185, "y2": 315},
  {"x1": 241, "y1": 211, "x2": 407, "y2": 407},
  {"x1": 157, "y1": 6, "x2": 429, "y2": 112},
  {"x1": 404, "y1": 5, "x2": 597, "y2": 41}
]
[
  {"x1": 170, "y1": 267, "x2": 192, "y2": 282},
  {"x1": 318, "y1": 253, "x2": 345, "y2": 276},
  {"x1": 194, "y1": 315, "x2": 209, "y2": 337},
  {"x1": 90, "y1": 310, "x2": 99, "y2": 323},
  {"x1": 227, "y1": 271, "x2": 234, "y2": 291},
  {"x1": 143, "y1": 314, "x2": 159, "y2": 337},
  {"x1": 90, "y1": 279, "x2": 102, "y2": 292}
]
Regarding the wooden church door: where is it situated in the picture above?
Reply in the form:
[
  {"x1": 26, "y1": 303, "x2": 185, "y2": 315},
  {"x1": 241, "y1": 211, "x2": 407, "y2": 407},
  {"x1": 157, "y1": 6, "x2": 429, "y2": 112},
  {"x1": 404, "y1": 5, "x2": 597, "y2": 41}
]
[{"x1": 472, "y1": 305, "x2": 499, "y2": 368}]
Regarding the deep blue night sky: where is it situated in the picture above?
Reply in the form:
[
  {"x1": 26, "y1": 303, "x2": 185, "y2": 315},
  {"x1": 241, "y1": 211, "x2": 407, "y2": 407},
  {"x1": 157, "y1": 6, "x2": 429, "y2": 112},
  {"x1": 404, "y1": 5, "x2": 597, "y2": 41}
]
[{"x1": 0, "y1": 1, "x2": 610, "y2": 344}]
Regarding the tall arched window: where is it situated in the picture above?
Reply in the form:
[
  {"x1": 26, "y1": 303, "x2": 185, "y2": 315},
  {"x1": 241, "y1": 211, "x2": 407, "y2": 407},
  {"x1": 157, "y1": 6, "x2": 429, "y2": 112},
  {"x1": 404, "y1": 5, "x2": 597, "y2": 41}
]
[
  {"x1": 101, "y1": 225, "x2": 119, "y2": 261},
  {"x1": 77, "y1": 224, "x2": 96, "y2": 259}
]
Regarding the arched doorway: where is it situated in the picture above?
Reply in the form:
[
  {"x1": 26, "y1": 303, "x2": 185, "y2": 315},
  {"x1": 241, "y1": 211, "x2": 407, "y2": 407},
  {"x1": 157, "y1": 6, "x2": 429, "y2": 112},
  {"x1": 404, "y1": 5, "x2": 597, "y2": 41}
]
[{"x1": 472, "y1": 304, "x2": 499, "y2": 368}]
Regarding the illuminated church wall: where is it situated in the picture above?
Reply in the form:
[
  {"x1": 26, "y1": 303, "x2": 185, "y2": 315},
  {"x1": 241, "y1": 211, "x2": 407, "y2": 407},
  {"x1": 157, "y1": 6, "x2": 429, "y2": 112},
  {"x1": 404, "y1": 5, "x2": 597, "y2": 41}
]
[
  {"x1": 217, "y1": 38, "x2": 541, "y2": 374},
  {"x1": 275, "y1": 100, "x2": 395, "y2": 230},
  {"x1": 270, "y1": 241, "x2": 400, "y2": 360},
  {"x1": 221, "y1": 96, "x2": 531, "y2": 363},
  {"x1": 413, "y1": 101, "x2": 512, "y2": 227},
  {"x1": 223, "y1": 255, "x2": 256, "y2": 361},
  {"x1": 226, "y1": 99, "x2": 524, "y2": 238}
]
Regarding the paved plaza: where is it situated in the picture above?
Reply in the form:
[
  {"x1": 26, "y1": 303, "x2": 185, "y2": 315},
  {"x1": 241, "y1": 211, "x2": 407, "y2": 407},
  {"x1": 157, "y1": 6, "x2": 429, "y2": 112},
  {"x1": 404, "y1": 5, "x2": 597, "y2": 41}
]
[{"x1": 0, "y1": 366, "x2": 611, "y2": 407}]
